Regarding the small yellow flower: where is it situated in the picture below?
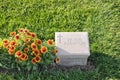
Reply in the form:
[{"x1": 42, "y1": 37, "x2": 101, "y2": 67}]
[{"x1": 31, "y1": 52, "x2": 34, "y2": 55}]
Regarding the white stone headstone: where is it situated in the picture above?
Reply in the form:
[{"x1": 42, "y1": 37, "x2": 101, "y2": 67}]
[{"x1": 55, "y1": 32, "x2": 90, "y2": 66}]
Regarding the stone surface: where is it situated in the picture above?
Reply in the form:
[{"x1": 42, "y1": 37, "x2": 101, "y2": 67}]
[{"x1": 55, "y1": 32, "x2": 90, "y2": 66}]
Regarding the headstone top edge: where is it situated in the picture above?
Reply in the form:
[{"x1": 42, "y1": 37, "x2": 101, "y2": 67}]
[
  {"x1": 55, "y1": 32, "x2": 88, "y2": 33},
  {"x1": 57, "y1": 54, "x2": 90, "y2": 56},
  {"x1": 57, "y1": 52, "x2": 90, "y2": 55},
  {"x1": 55, "y1": 32, "x2": 88, "y2": 36}
]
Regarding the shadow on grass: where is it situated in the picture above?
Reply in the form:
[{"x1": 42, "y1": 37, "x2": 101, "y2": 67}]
[{"x1": 89, "y1": 52, "x2": 120, "y2": 79}]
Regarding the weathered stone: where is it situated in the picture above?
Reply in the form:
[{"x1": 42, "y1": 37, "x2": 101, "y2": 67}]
[{"x1": 55, "y1": 32, "x2": 90, "y2": 66}]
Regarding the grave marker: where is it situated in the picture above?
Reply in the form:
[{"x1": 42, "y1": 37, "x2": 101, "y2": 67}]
[{"x1": 55, "y1": 32, "x2": 90, "y2": 66}]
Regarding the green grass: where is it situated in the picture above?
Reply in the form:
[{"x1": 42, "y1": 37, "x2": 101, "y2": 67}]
[{"x1": 0, "y1": 0, "x2": 120, "y2": 80}]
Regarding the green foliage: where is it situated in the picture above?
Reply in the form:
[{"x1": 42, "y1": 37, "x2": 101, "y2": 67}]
[
  {"x1": 0, "y1": 28, "x2": 58, "y2": 71},
  {"x1": 0, "y1": 73, "x2": 15, "y2": 80},
  {"x1": 0, "y1": 0, "x2": 120, "y2": 80}
]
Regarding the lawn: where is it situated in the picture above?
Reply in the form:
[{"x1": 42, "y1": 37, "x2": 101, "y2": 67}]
[{"x1": 0, "y1": 0, "x2": 120, "y2": 80}]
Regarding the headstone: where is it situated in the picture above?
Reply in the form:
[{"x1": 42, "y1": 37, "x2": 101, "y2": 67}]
[{"x1": 55, "y1": 32, "x2": 90, "y2": 66}]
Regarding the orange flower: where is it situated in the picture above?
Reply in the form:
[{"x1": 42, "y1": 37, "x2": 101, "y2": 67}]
[
  {"x1": 10, "y1": 41, "x2": 16, "y2": 46},
  {"x1": 10, "y1": 32, "x2": 16, "y2": 36},
  {"x1": 24, "y1": 48, "x2": 29, "y2": 52},
  {"x1": 15, "y1": 34, "x2": 20, "y2": 40},
  {"x1": 38, "y1": 50, "x2": 42, "y2": 56},
  {"x1": 3, "y1": 43, "x2": 9, "y2": 48},
  {"x1": 35, "y1": 39, "x2": 42, "y2": 45},
  {"x1": 2, "y1": 28, "x2": 58, "y2": 65},
  {"x1": 41, "y1": 46, "x2": 48, "y2": 53},
  {"x1": 55, "y1": 57, "x2": 60, "y2": 63},
  {"x1": 31, "y1": 43, "x2": 37, "y2": 50},
  {"x1": 15, "y1": 51, "x2": 22, "y2": 58},
  {"x1": 8, "y1": 44, "x2": 15, "y2": 49},
  {"x1": 24, "y1": 54, "x2": 28, "y2": 60},
  {"x1": 31, "y1": 32, "x2": 36, "y2": 38},
  {"x1": 8, "y1": 49, "x2": 14, "y2": 55},
  {"x1": 24, "y1": 29, "x2": 29, "y2": 33},
  {"x1": 21, "y1": 54, "x2": 28, "y2": 61},
  {"x1": 20, "y1": 54, "x2": 26, "y2": 61},
  {"x1": 35, "y1": 56, "x2": 41, "y2": 62},
  {"x1": 26, "y1": 32, "x2": 31, "y2": 36},
  {"x1": 3, "y1": 39, "x2": 9, "y2": 48},
  {"x1": 25, "y1": 55, "x2": 28, "y2": 60},
  {"x1": 9, "y1": 45, "x2": 15, "y2": 50},
  {"x1": 18, "y1": 28, "x2": 24, "y2": 33},
  {"x1": 31, "y1": 58, "x2": 36, "y2": 64},
  {"x1": 24, "y1": 38, "x2": 31, "y2": 43},
  {"x1": 3, "y1": 39, "x2": 9, "y2": 44},
  {"x1": 33, "y1": 49, "x2": 40, "y2": 56},
  {"x1": 39, "y1": 49, "x2": 41, "y2": 53},
  {"x1": 47, "y1": 39, "x2": 54, "y2": 45},
  {"x1": 53, "y1": 49, "x2": 58, "y2": 54}
]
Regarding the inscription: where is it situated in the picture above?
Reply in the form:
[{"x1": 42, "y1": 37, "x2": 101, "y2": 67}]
[
  {"x1": 57, "y1": 34, "x2": 63, "y2": 43},
  {"x1": 57, "y1": 35, "x2": 86, "y2": 48}
]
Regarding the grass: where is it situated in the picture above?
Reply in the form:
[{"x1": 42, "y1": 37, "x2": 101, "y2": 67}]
[{"x1": 0, "y1": 0, "x2": 120, "y2": 80}]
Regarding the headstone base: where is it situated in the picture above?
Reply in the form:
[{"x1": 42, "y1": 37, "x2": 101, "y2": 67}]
[{"x1": 58, "y1": 55, "x2": 89, "y2": 66}]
